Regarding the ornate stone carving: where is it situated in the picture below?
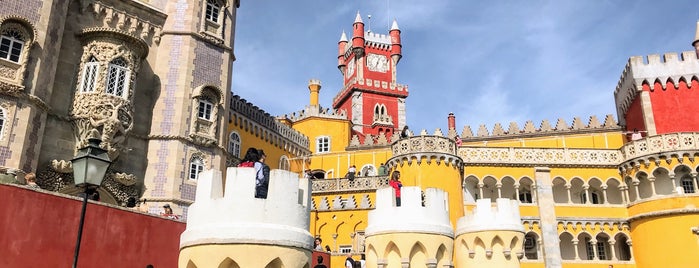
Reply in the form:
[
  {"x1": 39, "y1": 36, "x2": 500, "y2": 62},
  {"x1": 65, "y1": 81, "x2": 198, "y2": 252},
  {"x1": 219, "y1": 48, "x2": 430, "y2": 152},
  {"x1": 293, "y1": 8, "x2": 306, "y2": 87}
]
[
  {"x1": 0, "y1": 65, "x2": 16, "y2": 80},
  {"x1": 459, "y1": 147, "x2": 620, "y2": 167},
  {"x1": 71, "y1": 94, "x2": 133, "y2": 160},
  {"x1": 112, "y1": 172, "x2": 137, "y2": 186},
  {"x1": 50, "y1": 159, "x2": 73, "y2": 174}
]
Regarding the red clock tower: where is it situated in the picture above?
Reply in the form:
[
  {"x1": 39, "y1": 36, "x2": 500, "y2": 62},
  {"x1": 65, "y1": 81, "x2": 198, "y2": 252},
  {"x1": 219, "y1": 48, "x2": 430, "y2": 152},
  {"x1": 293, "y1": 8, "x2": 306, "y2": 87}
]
[{"x1": 333, "y1": 12, "x2": 408, "y2": 142}]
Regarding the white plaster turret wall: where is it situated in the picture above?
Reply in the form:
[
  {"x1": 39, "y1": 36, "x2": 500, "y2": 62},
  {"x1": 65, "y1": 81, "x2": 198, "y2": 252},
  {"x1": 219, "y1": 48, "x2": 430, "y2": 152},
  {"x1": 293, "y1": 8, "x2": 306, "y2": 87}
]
[
  {"x1": 454, "y1": 198, "x2": 525, "y2": 268},
  {"x1": 178, "y1": 167, "x2": 313, "y2": 268},
  {"x1": 365, "y1": 187, "x2": 454, "y2": 268}
]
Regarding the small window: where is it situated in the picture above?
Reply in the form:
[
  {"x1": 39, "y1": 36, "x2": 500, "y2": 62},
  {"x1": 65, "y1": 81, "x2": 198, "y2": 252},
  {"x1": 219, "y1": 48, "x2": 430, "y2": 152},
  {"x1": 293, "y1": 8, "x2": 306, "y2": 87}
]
[
  {"x1": 189, "y1": 157, "x2": 204, "y2": 180},
  {"x1": 0, "y1": 109, "x2": 5, "y2": 138},
  {"x1": 228, "y1": 131, "x2": 241, "y2": 157},
  {"x1": 106, "y1": 58, "x2": 130, "y2": 98},
  {"x1": 80, "y1": 57, "x2": 99, "y2": 93},
  {"x1": 0, "y1": 30, "x2": 24, "y2": 63},
  {"x1": 279, "y1": 155, "x2": 290, "y2": 171},
  {"x1": 338, "y1": 245, "x2": 352, "y2": 254},
  {"x1": 681, "y1": 176, "x2": 695, "y2": 194},
  {"x1": 205, "y1": 0, "x2": 221, "y2": 23},
  {"x1": 198, "y1": 99, "x2": 213, "y2": 120},
  {"x1": 584, "y1": 238, "x2": 595, "y2": 260},
  {"x1": 316, "y1": 136, "x2": 330, "y2": 153}
]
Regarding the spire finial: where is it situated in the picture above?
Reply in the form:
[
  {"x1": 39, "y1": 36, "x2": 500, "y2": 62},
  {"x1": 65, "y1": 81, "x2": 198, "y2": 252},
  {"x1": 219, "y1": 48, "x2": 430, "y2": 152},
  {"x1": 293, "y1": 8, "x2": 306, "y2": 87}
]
[
  {"x1": 354, "y1": 11, "x2": 363, "y2": 24},
  {"x1": 391, "y1": 19, "x2": 400, "y2": 31},
  {"x1": 339, "y1": 30, "x2": 348, "y2": 42}
]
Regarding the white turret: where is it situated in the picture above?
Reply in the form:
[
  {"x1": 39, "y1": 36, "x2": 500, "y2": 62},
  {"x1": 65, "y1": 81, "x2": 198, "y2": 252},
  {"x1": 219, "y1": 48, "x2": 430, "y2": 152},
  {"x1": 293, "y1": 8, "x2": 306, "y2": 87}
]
[
  {"x1": 178, "y1": 167, "x2": 313, "y2": 267},
  {"x1": 365, "y1": 187, "x2": 454, "y2": 268}
]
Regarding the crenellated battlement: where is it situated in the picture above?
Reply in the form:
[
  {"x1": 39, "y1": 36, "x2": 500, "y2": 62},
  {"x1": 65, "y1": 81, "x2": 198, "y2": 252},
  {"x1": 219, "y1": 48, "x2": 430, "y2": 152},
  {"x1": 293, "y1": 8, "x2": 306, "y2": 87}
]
[
  {"x1": 179, "y1": 168, "x2": 313, "y2": 249},
  {"x1": 332, "y1": 77, "x2": 408, "y2": 107},
  {"x1": 456, "y1": 198, "x2": 524, "y2": 235},
  {"x1": 460, "y1": 114, "x2": 619, "y2": 140},
  {"x1": 365, "y1": 31, "x2": 391, "y2": 45},
  {"x1": 278, "y1": 105, "x2": 347, "y2": 122},
  {"x1": 366, "y1": 187, "x2": 453, "y2": 237},
  {"x1": 229, "y1": 94, "x2": 310, "y2": 151},
  {"x1": 614, "y1": 51, "x2": 699, "y2": 123}
]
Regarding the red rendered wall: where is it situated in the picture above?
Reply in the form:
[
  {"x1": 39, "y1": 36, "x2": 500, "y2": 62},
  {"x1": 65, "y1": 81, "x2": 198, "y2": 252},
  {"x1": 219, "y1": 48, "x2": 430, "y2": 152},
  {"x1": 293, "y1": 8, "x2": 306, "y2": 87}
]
[
  {"x1": 0, "y1": 184, "x2": 185, "y2": 268},
  {"x1": 625, "y1": 93, "x2": 646, "y2": 133},
  {"x1": 649, "y1": 80, "x2": 699, "y2": 134},
  {"x1": 362, "y1": 93, "x2": 399, "y2": 136}
]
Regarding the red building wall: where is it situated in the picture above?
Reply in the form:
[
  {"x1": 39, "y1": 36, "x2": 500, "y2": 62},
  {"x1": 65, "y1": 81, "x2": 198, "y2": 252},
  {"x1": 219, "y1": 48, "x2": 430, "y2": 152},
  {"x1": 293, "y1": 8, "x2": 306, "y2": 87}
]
[
  {"x1": 0, "y1": 184, "x2": 185, "y2": 268},
  {"x1": 362, "y1": 93, "x2": 400, "y2": 136},
  {"x1": 648, "y1": 80, "x2": 699, "y2": 134},
  {"x1": 625, "y1": 94, "x2": 646, "y2": 133}
]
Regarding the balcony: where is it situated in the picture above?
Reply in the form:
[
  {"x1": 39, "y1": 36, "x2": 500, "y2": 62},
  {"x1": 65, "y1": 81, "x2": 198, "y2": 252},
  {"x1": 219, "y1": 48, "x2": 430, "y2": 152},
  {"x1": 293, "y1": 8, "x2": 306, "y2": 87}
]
[{"x1": 311, "y1": 175, "x2": 389, "y2": 194}]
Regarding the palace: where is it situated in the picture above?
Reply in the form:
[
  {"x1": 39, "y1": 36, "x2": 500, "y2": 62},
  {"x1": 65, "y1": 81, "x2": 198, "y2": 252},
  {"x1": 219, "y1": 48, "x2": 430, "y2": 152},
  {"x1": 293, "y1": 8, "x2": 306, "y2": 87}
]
[{"x1": 1, "y1": 1, "x2": 699, "y2": 267}]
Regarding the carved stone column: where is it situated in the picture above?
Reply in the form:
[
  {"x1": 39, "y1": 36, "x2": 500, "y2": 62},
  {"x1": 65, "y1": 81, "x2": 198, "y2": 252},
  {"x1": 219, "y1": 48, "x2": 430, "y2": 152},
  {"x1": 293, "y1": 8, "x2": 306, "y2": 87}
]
[
  {"x1": 572, "y1": 239, "x2": 580, "y2": 260},
  {"x1": 583, "y1": 185, "x2": 591, "y2": 204},
  {"x1": 426, "y1": 258, "x2": 437, "y2": 268},
  {"x1": 632, "y1": 181, "x2": 641, "y2": 201},
  {"x1": 565, "y1": 184, "x2": 572, "y2": 204},
  {"x1": 670, "y1": 173, "x2": 678, "y2": 194},
  {"x1": 496, "y1": 182, "x2": 502, "y2": 198},
  {"x1": 478, "y1": 182, "x2": 484, "y2": 199},
  {"x1": 601, "y1": 185, "x2": 609, "y2": 204},
  {"x1": 692, "y1": 172, "x2": 699, "y2": 193},
  {"x1": 590, "y1": 240, "x2": 599, "y2": 260},
  {"x1": 649, "y1": 176, "x2": 657, "y2": 197},
  {"x1": 514, "y1": 183, "x2": 521, "y2": 203},
  {"x1": 608, "y1": 240, "x2": 617, "y2": 261},
  {"x1": 401, "y1": 258, "x2": 410, "y2": 268}
]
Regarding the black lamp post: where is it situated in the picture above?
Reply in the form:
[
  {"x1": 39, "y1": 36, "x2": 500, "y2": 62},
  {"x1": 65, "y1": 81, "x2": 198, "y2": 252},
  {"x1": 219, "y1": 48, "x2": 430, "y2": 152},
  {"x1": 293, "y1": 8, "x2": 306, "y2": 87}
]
[{"x1": 70, "y1": 137, "x2": 112, "y2": 268}]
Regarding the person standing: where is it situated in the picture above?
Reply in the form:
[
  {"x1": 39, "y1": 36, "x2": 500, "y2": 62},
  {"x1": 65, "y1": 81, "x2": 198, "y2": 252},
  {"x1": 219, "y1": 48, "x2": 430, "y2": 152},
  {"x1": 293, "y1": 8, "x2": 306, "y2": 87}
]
[
  {"x1": 255, "y1": 149, "x2": 271, "y2": 198},
  {"x1": 389, "y1": 171, "x2": 403, "y2": 206},
  {"x1": 345, "y1": 254, "x2": 355, "y2": 268},
  {"x1": 313, "y1": 256, "x2": 327, "y2": 268},
  {"x1": 378, "y1": 163, "x2": 387, "y2": 176},
  {"x1": 346, "y1": 165, "x2": 356, "y2": 181},
  {"x1": 24, "y1": 172, "x2": 39, "y2": 189}
]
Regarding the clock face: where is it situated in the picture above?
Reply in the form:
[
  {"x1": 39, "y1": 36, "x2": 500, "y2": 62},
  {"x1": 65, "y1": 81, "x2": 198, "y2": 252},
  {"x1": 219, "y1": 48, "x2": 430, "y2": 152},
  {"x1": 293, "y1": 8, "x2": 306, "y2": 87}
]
[
  {"x1": 346, "y1": 58, "x2": 356, "y2": 78},
  {"x1": 366, "y1": 53, "x2": 389, "y2": 73}
]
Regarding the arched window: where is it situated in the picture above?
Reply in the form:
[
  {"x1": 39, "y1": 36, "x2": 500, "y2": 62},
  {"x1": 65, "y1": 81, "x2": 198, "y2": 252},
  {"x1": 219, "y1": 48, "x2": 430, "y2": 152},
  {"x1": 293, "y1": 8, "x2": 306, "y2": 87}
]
[
  {"x1": 205, "y1": 0, "x2": 221, "y2": 23},
  {"x1": 0, "y1": 28, "x2": 24, "y2": 63},
  {"x1": 524, "y1": 232, "x2": 539, "y2": 260},
  {"x1": 80, "y1": 57, "x2": 99, "y2": 93},
  {"x1": 360, "y1": 164, "x2": 376, "y2": 176},
  {"x1": 681, "y1": 175, "x2": 695, "y2": 194},
  {"x1": 316, "y1": 136, "x2": 330, "y2": 153},
  {"x1": 228, "y1": 131, "x2": 241, "y2": 157},
  {"x1": 279, "y1": 155, "x2": 290, "y2": 171},
  {"x1": 198, "y1": 97, "x2": 214, "y2": 120},
  {"x1": 189, "y1": 156, "x2": 204, "y2": 180},
  {"x1": 106, "y1": 58, "x2": 130, "y2": 98}
]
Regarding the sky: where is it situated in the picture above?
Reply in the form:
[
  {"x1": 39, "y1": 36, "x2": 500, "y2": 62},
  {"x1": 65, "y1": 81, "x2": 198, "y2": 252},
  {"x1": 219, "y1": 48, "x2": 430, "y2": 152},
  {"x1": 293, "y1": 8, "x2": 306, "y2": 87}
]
[{"x1": 231, "y1": 1, "x2": 699, "y2": 134}]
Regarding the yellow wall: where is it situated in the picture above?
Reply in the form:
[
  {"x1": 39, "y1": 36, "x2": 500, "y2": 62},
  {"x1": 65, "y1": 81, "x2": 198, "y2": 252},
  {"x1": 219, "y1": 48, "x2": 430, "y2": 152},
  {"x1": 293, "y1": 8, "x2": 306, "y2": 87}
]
[
  {"x1": 305, "y1": 148, "x2": 392, "y2": 178},
  {"x1": 179, "y1": 244, "x2": 311, "y2": 268},
  {"x1": 454, "y1": 230, "x2": 524, "y2": 268},
  {"x1": 293, "y1": 117, "x2": 351, "y2": 155},
  {"x1": 365, "y1": 233, "x2": 453, "y2": 268},
  {"x1": 228, "y1": 114, "x2": 303, "y2": 172},
  {"x1": 630, "y1": 214, "x2": 699, "y2": 268},
  {"x1": 395, "y1": 157, "x2": 464, "y2": 227}
]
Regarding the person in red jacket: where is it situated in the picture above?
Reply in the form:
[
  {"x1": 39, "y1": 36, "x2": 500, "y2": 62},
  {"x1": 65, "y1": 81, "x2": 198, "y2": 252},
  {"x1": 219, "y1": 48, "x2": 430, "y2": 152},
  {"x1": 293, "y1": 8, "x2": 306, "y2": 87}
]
[{"x1": 389, "y1": 171, "x2": 403, "y2": 206}]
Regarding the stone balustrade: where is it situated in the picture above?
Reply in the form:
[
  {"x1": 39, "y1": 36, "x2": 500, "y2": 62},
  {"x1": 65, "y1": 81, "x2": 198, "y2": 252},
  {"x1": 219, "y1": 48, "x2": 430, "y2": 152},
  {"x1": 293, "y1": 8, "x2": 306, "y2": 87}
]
[{"x1": 311, "y1": 176, "x2": 389, "y2": 193}]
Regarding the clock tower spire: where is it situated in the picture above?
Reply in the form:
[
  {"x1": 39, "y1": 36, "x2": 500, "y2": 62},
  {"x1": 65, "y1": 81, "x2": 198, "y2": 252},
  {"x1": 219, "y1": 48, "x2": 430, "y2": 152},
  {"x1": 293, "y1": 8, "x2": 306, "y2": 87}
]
[{"x1": 332, "y1": 14, "x2": 408, "y2": 142}]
